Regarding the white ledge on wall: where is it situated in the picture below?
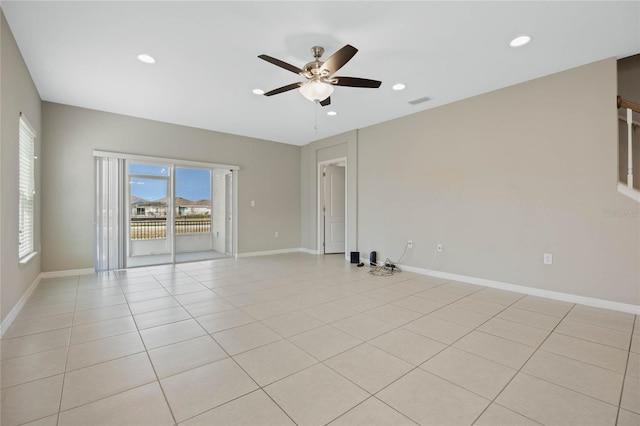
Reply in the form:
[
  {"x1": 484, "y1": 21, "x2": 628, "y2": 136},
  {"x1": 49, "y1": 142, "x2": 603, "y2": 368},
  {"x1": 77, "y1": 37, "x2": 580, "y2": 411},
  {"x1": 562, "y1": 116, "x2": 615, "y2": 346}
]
[
  {"x1": 19, "y1": 251, "x2": 38, "y2": 265},
  {"x1": 618, "y1": 182, "x2": 640, "y2": 203}
]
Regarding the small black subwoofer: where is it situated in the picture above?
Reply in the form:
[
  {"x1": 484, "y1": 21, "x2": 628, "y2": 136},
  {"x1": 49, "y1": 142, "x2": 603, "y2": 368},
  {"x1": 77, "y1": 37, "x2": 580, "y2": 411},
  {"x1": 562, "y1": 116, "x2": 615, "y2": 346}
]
[
  {"x1": 370, "y1": 251, "x2": 377, "y2": 265},
  {"x1": 350, "y1": 252, "x2": 360, "y2": 264}
]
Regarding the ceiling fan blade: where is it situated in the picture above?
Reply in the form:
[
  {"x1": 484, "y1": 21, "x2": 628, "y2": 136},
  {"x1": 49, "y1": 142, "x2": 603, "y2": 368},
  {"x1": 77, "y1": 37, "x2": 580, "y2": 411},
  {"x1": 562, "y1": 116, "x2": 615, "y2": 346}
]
[
  {"x1": 319, "y1": 97, "x2": 331, "y2": 107},
  {"x1": 332, "y1": 76, "x2": 382, "y2": 88},
  {"x1": 263, "y1": 82, "x2": 302, "y2": 96},
  {"x1": 258, "y1": 54, "x2": 304, "y2": 75},
  {"x1": 320, "y1": 44, "x2": 358, "y2": 75}
]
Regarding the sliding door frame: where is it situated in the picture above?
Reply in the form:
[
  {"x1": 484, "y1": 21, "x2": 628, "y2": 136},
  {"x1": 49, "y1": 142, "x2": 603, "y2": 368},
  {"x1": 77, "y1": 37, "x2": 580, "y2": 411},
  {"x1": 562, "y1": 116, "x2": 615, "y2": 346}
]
[{"x1": 93, "y1": 150, "x2": 240, "y2": 265}]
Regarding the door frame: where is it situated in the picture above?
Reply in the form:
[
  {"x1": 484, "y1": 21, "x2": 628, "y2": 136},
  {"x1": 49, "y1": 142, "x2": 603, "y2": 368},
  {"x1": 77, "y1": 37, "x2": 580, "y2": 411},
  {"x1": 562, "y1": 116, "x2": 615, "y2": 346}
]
[
  {"x1": 317, "y1": 157, "x2": 347, "y2": 256},
  {"x1": 224, "y1": 172, "x2": 233, "y2": 255}
]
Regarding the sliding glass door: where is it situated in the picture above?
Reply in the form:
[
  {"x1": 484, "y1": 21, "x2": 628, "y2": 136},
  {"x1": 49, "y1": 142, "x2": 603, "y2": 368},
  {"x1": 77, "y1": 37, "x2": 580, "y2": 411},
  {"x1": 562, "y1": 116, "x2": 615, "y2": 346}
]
[
  {"x1": 124, "y1": 161, "x2": 233, "y2": 267},
  {"x1": 94, "y1": 150, "x2": 238, "y2": 271},
  {"x1": 128, "y1": 163, "x2": 171, "y2": 258},
  {"x1": 174, "y1": 167, "x2": 213, "y2": 257}
]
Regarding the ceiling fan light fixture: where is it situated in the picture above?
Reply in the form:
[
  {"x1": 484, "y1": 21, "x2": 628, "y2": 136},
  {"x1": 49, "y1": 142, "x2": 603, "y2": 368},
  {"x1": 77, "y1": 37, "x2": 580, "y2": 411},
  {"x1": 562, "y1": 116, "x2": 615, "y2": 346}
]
[
  {"x1": 252, "y1": 88, "x2": 265, "y2": 95},
  {"x1": 327, "y1": 111, "x2": 337, "y2": 116},
  {"x1": 392, "y1": 83, "x2": 406, "y2": 91},
  {"x1": 299, "y1": 80, "x2": 334, "y2": 102}
]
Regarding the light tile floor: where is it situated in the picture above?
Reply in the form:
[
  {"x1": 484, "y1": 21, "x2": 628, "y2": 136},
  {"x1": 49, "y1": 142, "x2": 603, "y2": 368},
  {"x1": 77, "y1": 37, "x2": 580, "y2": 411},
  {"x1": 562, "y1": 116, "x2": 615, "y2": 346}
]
[{"x1": 1, "y1": 253, "x2": 638, "y2": 426}]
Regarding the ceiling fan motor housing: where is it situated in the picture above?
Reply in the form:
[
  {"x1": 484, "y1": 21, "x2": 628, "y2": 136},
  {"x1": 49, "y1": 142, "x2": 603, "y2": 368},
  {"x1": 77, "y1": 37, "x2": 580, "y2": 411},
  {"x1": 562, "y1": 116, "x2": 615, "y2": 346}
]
[{"x1": 311, "y1": 46, "x2": 324, "y2": 59}]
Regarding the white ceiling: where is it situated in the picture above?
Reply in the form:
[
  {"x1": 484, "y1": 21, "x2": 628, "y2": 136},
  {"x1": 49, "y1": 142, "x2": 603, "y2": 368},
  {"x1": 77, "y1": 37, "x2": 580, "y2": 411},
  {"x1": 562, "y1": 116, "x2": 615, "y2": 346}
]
[{"x1": 3, "y1": 1, "x2": 639, "y2": 146}]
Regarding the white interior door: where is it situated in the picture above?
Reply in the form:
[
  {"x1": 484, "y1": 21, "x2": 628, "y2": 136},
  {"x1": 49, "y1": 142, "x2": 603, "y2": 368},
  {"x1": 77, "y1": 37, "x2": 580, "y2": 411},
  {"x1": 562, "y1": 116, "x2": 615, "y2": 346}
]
[{"x1": 324, "y1": 165, "x2": 346, "y2": 253}]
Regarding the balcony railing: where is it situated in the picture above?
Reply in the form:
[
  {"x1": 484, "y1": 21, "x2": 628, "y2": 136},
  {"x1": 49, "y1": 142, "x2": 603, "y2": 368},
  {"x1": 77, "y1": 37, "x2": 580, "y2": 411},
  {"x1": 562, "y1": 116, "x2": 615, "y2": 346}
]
[
  {"x1": 130, "y1": 217, "x2": 211, "y2": 240},
  {"x1": 618, "y1": 96, "x2": 640, "y2": 192}
]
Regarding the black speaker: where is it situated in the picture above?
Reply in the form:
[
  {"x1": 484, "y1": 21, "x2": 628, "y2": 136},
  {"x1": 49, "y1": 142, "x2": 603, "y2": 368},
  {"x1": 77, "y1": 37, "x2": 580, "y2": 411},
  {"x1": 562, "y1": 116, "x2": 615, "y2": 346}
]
[
  {"x1": 350, "y1": 252, "x2": 360, "y2": 264},
  {"x1": 369, "y1": 251, "x2": 377, "y2": 265}
]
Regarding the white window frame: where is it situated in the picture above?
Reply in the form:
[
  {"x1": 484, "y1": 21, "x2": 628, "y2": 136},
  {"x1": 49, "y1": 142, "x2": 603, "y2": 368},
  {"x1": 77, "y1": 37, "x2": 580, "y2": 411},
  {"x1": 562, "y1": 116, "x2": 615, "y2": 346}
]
[{"x1": 18, "y1": 114, "x2": 36, "y2": 261}]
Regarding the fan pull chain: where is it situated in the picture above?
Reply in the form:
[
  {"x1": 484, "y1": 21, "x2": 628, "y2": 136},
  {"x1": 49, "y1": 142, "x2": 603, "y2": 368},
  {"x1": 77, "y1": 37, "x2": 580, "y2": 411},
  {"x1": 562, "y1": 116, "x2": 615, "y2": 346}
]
[{"x1": 314, "y1": 101, "x2": 319, "y2": 133}]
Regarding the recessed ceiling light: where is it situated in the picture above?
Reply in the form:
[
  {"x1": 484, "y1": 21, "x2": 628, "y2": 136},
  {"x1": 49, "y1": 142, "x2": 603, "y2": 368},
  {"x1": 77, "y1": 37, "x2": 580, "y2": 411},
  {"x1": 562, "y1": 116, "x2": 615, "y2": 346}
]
[
  {"x1": 327, "y1": 111, "x2": 337, "y2": 116},
  {"x1": 137, "y1": 54, "x2": 156, "y2": 64},
  {"x1": 392, "y1": 83, "x2": 406, "y2": 91},
  {"x1": 252, "y1": 88, "x2": 265, "y2": 95},
  {"x1": 509, "y1": 35, "x2": 531, "y2": 48}
]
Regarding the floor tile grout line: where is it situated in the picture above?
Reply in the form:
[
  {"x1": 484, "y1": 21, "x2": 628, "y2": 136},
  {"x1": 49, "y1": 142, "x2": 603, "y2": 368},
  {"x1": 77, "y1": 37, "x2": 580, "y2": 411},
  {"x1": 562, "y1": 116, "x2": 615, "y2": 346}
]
[
  {"x1": 492, "y1": 307, "x2": 565, "y2": 331},
  {"x1": 559, "y1": 315, "x2": 637, "y2": 335},
  {"x1": 469, "y1": 301, "x2": 577, "y2": 425},
  {"x1": 615, "y1": 315, "x2": 637, "y2": 425},
  {"x1": 482, "y1": 402, "x2": 546, "y2": 426},
  {"x1": 361, "y1": 295, "x2": 523, "y2": 410},
  {"x1": 532, "y1": 346, "x2": 628, "y2": 376},
  {"x1": 227, "y1": 350, "x2": 302, "y2": 426},
  {"x1": 333, "y1": 289, "x2": 521, "y2": 423},
  {"x1": 0, "y1": 329, "x2": 72, "y2": 361},
  {"x1": 56, "y1": 274, "x2": 81, "y2": 426},
  {"x1": 42, "y1": 272, "x2": 175, "y2": 422},
  {"x1": 160, "y1": 283, "x2": 302, "y2": 426},
  {"x1": 321, "y1": 394, "x2": 414, "y2": 426},
  {"x1": 123, "y1": 285, "x2": 180, "y2": 426},
  {"x1": 511, "y1": 370, "x2": 623, "y2": 409},
  {"x1": 272, "y1": 283, "x2": 515, "y2": 384},
  {"x1": 299, "y1": 290, "x2": 522, "y2": 423},
  {"x1": 55, "y1": 381, "x2": 163, "y2": 420}
]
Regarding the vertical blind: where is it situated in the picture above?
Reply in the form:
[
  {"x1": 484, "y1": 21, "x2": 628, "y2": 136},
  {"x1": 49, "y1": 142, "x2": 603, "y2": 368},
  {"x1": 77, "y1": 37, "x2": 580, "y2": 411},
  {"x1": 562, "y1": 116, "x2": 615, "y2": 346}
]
[
  {"x1": 18, "y1": 115, "x2": 36, "y2": 259},
  {"x1": 95, "y1": 156, "x2": 125, "y2": 271}
]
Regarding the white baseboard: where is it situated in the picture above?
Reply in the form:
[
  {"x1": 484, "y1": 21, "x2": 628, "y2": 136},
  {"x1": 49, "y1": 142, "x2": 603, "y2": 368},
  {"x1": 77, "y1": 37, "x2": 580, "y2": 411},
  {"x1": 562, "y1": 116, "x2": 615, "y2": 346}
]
[
  {"x1": 1, "y1": 274, "x2": 41, "y2": 337},
  {"x1": 237, "y1": 248, "x2": 309, "y2": 258},
  {"x1": 299, "y1": 248, "x2": 319, "y2": 255},
  {"x1": 40, "y1": 268, "x2": 95, "y2": 279},
  {"x1": 399, "y1": 264, "x2": 640, "y2": 315}
]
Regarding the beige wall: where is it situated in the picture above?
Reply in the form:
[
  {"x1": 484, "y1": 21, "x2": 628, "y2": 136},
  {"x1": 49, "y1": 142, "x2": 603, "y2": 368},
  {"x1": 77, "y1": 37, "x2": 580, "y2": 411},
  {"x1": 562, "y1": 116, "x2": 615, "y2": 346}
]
[
  {"x1": 302, "y1": 58, "x2": 640, "y2": 305},
  {"x1": 1, "y1": 11, "x2": 42, "y2": 322},
  {"x1": 41, "y1": 103, "x2": 300, "y2": 272}
]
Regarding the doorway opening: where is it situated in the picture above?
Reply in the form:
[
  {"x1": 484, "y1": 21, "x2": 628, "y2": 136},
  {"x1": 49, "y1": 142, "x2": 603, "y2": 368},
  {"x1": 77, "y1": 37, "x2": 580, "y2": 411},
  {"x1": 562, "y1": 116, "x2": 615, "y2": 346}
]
[{"x1": 317, "y1": 158, "x2": 347, "y2": 255}]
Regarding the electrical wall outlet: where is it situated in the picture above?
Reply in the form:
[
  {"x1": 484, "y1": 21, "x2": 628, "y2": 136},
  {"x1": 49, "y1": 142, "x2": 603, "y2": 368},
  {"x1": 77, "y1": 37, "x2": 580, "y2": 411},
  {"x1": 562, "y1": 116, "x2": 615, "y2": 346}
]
[
  {"x1": 437, "y1": 243, "x2": 443, "y2": 252},
  {"x1": 544, "y1": 253, "x2": 552, "y2": 264},
  {"x1": 407, "y1": 240, "x2": 413, "y2": 249},
  {"x1": 275, "y1": 231, "x2": 279, "y2": 238}
]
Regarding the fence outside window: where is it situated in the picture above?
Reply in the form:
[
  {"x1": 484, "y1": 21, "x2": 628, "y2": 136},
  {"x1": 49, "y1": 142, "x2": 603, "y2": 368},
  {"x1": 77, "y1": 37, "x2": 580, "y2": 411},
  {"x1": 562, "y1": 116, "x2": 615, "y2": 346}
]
[{"x1": 130, "y1": 217, "x2": 211, "y2": 240}]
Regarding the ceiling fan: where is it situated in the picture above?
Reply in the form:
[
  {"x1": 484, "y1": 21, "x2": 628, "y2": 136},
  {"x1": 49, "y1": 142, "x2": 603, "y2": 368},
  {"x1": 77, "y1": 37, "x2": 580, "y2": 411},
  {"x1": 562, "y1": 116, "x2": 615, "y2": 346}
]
[{"x1": 258, "y1": 44, "x2": 382, "y2": 106}]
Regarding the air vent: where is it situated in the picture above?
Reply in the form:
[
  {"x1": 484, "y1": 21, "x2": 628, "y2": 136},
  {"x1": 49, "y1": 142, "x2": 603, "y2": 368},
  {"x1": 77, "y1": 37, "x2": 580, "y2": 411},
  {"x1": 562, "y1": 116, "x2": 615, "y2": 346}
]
[{"x1": 408, "y1": 96, "x2": 431, "y2": 105}]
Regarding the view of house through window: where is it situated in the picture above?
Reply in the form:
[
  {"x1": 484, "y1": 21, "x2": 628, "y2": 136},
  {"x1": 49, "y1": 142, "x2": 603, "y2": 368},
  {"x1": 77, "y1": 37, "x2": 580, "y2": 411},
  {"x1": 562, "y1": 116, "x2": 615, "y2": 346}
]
[
  {"x1": 129, "y1": 164, "x2": 170, "y2": 241},
  {"x1": 175, "y1": 167, "x2": 212, "y2": 235}
]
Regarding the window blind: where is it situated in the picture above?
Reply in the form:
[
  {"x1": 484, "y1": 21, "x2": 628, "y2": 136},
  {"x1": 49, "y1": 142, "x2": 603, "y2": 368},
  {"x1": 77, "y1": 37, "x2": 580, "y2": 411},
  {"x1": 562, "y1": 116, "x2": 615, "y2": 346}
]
[{"x1": 18, "y1": 115, "x2": 36, "y2": 259}]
